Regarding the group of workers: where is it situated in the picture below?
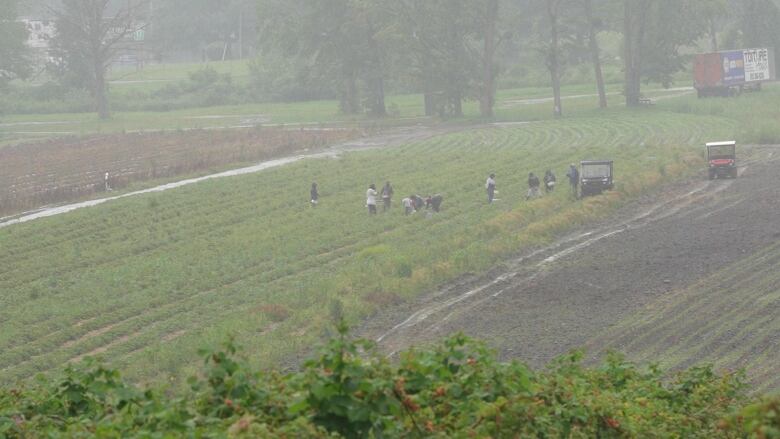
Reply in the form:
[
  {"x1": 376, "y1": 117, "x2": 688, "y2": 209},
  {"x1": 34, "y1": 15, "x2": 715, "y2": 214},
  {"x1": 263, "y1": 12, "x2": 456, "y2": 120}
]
[
  {"x1": 310, "y1": 181, "x2": 443, "y2": 216},
  {"x1": 309, "y1": 163, "x2": 582, "y2": 215},
  {"x1": 486, "y1": 164, "x2": 581, "y2": 203}
]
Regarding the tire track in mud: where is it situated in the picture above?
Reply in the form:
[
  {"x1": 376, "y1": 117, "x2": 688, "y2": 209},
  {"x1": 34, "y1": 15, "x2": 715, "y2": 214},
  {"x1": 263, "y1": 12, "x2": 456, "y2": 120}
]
[{"x1": 360, "y1": 146, "x2": 780, "y2": 383}]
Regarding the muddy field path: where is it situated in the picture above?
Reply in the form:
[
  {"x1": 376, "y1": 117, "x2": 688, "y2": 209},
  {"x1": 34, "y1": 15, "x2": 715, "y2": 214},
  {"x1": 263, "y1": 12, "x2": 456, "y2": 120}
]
[{"x1": 358, "y1": 145, "x2": 780, "y2": 388}]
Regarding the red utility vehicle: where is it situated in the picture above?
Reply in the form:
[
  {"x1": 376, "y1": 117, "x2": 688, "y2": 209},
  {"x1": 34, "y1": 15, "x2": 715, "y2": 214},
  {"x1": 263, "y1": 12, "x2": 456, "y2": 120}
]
[{"x1": 706, "y1": 141, "x2": 737, "y2": 180}]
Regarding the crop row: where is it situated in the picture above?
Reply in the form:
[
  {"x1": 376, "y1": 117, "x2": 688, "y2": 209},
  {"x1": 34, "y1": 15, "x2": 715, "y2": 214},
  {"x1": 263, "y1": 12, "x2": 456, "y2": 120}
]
[
  {"x1": 590, "y1": 241, "x2": 780, "y2": 392},
  {"x1": 0, "y1": 110, "x2": 736, "y2": 383},
  {"x1": 0, "y1": 127, "x2": 359, "y2": 216}
]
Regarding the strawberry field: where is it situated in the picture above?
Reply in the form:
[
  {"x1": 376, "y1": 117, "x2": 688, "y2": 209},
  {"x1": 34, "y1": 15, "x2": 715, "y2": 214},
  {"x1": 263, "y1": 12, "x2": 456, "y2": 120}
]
[{"x1": 0, "y1": 108, "x2": 738, "y2": 385}]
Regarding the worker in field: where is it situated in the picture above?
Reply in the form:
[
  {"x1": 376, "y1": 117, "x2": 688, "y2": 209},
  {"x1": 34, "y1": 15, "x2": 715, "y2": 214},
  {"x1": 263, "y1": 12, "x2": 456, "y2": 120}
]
[
  {"x1": 381, "y1": 181, "x2": 394, "y2": 212},
  {"x1": 566, "y1": 164, "x2": 580, "y2": 199},
  {"x1": 411, "y1": 194, "x2": 425, "y2": 211},
  {"x1": 402, "y1": 195, "x2": 415, "y2": 215},
  {"x1": 486, "y1": 173, "x2": 496, "y2": 203},
  {"x1": 366, "y1": 184, "x2": 378, "y2": 215},
  {"x1": 426, "y1": 194, "x2": 443, "y2": 212},
  {"x1": 544, "y1": 170, "x2": 556, "y2": 193},
  {"x1": 526, "y1": 172, "x2": 541, "y2": 200},
  {"x1": 310, "y1": 182, "x2": 319, "y2": 207},
  {"x1": 105, "y1": 171, "x2": 112, "y2": 192}
]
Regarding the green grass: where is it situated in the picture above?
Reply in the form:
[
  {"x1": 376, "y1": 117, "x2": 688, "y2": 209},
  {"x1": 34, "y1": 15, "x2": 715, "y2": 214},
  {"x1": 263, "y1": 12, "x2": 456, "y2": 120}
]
[
  {"x1": 0, "y1": 82, "x2": 688, "y2": 146},
  {"x1": 0, "y1": 105, "x2": 740, "y2": 385}
]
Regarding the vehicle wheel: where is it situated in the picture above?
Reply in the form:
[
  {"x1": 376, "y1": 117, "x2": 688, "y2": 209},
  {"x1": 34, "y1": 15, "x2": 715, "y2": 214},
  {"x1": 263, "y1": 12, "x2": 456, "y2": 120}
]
[
  {"x1": 708, "y1": 170, "x2": 715, "y2": 180},
  {"x1": 731, "y1": 168, "x2": 738, "y2": 179}
]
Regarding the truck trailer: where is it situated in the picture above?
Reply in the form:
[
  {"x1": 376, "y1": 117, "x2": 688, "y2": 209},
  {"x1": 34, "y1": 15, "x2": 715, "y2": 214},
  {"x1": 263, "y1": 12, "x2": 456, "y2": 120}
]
[{"x1": 694, "y1": 48, "x2": 776, "y2": 97}]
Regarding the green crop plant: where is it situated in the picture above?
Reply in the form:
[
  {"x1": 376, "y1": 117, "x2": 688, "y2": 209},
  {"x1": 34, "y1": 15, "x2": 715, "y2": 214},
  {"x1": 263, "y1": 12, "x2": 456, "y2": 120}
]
[{"x1": 0, "y1": 104, "x2": 746, "y2": 386}]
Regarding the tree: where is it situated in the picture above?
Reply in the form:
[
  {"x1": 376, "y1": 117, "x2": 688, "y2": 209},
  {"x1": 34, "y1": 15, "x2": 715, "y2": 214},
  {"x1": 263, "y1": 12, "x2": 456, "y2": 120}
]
[
  {"x1": 739, "y1": 0, "x2": 780, "y2": 50},
  {"x1": 388, "y1": 0, "x2": 484, "y2": 118},
  {"x1": 0, "y1": 0, "x2": 32, "y2": 86},
  {"x1": 50, "y1": 0, "x2": 146, "y2": 119},
  {"x1": 151, "y1": 0, "x2": 256, "y2": 62},
  {"x1": 478, "y1": 0, "x2": 500, "y2": 117},
  {"x1": 257, "y1": 0, "x2": 387, "y2": 115},
  {"x1": 580, "y1": 0, "x2": 607, "y2": 108},
  {"x1": 545, "y1": 0, "x2": 564, "y2": 116},
  {"x1": 622, "y1": 0, "x2": 714, "y2": 106}
]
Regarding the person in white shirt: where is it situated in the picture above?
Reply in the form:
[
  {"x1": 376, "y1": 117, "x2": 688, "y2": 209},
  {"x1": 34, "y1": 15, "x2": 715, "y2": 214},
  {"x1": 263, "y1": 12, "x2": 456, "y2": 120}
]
[
  {"x1": 486, "y1": 174, "x2": 496, "y2": 203},
  {"x1": 366, "y1": 184, "x2": 378, "y2": 215},
  {"x1": 402, "y1": 196, "x2": 414, "y2": 215}
]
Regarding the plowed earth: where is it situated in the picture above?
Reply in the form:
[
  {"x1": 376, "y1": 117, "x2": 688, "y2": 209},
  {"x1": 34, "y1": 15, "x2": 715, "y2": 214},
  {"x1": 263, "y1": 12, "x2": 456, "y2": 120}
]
[{"x1": 359, "y1": 145, "x2": 780, "y2": 391}]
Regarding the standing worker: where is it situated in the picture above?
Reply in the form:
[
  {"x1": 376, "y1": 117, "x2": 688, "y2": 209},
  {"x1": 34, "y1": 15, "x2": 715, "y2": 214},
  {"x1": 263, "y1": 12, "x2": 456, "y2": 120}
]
[
  {"x1": 566, "y1": 164, "x2": 580, "y2": 199},
  {"x1": 486, "y1": 173, "x2": 496, "y2": 204},
  {"x1": 526, "y1": 172, "x2": 541, "y2": 200},
  {"x1": 310, "y1": 182, "x2": 319, "y2": 207},
  {"x1": 366, "y1": 184, "x2": 378, "y2": 215},
  {"x1": 105, "y1": 171, "x2": 111, "y2": 192},
  {"x1": 381, "y1": 181, "x2": 394, "y2": 212}
]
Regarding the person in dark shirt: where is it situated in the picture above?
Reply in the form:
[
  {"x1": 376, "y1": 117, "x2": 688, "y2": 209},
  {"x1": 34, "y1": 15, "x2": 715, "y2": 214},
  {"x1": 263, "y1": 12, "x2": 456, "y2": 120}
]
[
  {"x1": 381, "y1": 181, "x2": 394, "y2": 212},
  {"x1": 426, "y1": 194, "x2": 443, "y2": 212},
  {"x1": 310, "y1": 182, "x2": 319, "y2": 207},
  {"x1": 543, "y1": 170, "x2": 556, "y2": 193},
  {"x1": 566, "y1": 164, "x2": 580, "y2": 199},
  {"x1": 526, "y1": 172, "x2": 541, "y2": 200}
]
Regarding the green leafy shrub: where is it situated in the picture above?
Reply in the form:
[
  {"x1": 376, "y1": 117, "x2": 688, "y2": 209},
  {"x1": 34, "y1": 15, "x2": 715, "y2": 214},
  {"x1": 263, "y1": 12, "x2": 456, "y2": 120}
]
[{"x1": 0, "y1": 325, "x2": 767, "y2": 438}]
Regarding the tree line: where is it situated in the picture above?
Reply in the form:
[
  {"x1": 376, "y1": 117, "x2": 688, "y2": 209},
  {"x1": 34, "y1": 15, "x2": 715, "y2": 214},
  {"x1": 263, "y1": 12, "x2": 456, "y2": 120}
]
[{"x1": 2, "y1": 0, "x2": 780, "y2": 119}]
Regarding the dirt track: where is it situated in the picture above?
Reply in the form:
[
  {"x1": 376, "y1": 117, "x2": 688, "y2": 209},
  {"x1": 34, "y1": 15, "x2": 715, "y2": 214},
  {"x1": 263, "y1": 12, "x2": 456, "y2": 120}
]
[{"x1": 359, "y1": 145, "x2": 780, "y2": 385}]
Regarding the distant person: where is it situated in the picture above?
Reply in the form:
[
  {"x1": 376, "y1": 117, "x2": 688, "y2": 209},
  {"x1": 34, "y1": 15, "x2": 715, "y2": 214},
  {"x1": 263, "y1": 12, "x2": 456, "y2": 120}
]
[
  {"x1": 310, "y1": 182, "x2": 319, "y2": 207},
  {"x1": 366, "y1": 184, "x2": 378, "y2": 215},
  {"x1": 411, "y1": 195, "x2": 425, "y2": 211},
  {"x1": 381, "y1": 181, "x2": 394, "y2": 212},
  {"x1": 426, "y1": 194, "x2": 443, "y2": 212},
  {"x1": 486, "y1": 173, "x2": 496, "y2": 203},
  {"x1": 544, "y1": 170, "x2": 556, "y2": 193},
  {"x1": 105, "y1": 171, "x2": 111, "y2": 192},
  {"x1": 526, "y1": 172, "x2": 541, "y2": 200},
  {"x1": 566, "y1": 164, "x2": 580, "y2": 199},
  {"x1": 402, "y1": 196, "x2": 415, "y2": 215}
]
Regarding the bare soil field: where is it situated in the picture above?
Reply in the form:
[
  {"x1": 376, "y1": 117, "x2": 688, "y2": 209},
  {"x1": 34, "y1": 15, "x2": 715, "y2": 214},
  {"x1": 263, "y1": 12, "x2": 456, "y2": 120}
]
[
  {"x1": 0, "y1": 128, "x2": 360, "y2": 216},
  {"x1": 359, "y1": 145, "x2": 780, "y2": 390}
]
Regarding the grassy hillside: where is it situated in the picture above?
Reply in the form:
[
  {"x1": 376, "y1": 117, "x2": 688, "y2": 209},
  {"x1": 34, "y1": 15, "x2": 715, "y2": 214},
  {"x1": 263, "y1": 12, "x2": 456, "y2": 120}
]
[{"x1": 0, "y1": 107, "x2": 737, "y2": 385}]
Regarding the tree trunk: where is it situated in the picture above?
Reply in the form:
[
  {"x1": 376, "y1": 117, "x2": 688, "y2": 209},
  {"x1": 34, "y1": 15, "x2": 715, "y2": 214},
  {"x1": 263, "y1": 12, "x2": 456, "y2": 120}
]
[
  {"x1": 370, "y1": 75, "x2": 386, "y2": 116},
  {"x1": 480, "y1": 0, "x2": 499, "y2": 118},
  {"x1": 424, "y1": 89, "x2": 436, "y2": 117},
  {"x1": 709, "y1": 17, "x2": 718, "y2": 52},
  {"x1": 547, "y1": 0, "x2": 563, "y2": 117},
  {"x1": 340, "y1": 67, "x2": 359, "y2": 114},
  {"x1": 623, "y1": 0, "x2": 642, "y2": 107},
  {"x1": 584, "y1": 0, "x2": 607, "y2": 108},
  {"x1": 450, "y1": 91, "x2": 463, "y2": 117},
  {"x1": 94, "y1": 64, "x2": 110, "y2": 119}
]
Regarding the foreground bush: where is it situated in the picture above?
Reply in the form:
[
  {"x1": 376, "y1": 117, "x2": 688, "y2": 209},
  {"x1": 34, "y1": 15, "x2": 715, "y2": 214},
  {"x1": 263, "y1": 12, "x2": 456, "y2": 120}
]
[{"x1": 0, "y1": 325, "x2": 774, "y2": 438}]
